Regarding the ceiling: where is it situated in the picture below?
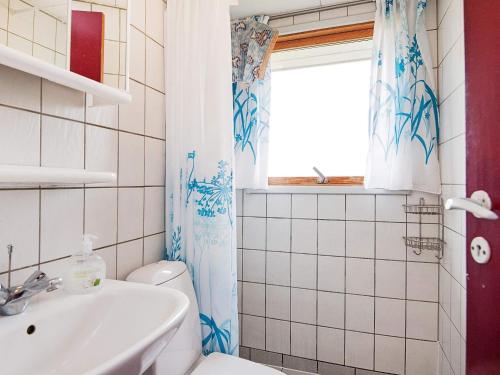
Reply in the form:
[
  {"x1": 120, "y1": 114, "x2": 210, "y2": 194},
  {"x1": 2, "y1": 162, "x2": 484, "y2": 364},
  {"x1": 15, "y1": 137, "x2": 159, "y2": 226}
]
[{"x1": 230, "y1": 0, "x2": 359, "y2": 19}]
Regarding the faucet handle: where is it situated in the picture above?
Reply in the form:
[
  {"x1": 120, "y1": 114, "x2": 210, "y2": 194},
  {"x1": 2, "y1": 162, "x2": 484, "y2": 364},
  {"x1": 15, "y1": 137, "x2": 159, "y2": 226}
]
[
  {"x1": 23, "y1": 270, "x2": 47, "y2": 286},
  {"x1": 46, "y1": 277, "x2": 63, "y2": 292},
  {"x1": 22, "y1": 270, "x2": 49, "y2": 291}
]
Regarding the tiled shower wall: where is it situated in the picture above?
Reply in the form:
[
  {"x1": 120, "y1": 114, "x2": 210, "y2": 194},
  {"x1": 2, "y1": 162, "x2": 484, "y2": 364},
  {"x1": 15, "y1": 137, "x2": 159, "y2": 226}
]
[
  {"x1": 0, "y1": 0, "x2": 166, "y2": 285},
  {"x1": 237, "y1": 190, "x2": 440, "y2": 375},
  {"x1": 437, "y1": 0, "x2": 466, "y2": 374}
]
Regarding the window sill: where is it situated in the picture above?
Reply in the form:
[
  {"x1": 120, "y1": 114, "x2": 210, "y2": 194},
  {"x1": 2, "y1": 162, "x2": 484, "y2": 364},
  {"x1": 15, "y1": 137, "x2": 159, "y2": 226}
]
[{"x1": 244, "y1": 185, "x2": 410, "y2": 195}]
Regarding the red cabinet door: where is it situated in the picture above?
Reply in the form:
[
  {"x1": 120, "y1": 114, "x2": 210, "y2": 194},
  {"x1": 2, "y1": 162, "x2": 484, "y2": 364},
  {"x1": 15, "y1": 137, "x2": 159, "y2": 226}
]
[{"x1": 70, "y1": 10, "x2": 105, "y2": 82}]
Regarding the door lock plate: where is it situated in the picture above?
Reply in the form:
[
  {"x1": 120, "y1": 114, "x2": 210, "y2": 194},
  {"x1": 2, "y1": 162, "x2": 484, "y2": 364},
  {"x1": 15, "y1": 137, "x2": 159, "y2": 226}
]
[{"x1": 471, "y1": 236, "x2": 491, "y2": 264}]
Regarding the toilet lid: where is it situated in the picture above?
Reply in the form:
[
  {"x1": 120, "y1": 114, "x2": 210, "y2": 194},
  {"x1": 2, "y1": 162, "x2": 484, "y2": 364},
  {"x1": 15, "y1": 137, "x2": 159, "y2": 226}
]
[{"x1": 191, "y1": 353, "x2": 282, "y2": 375}]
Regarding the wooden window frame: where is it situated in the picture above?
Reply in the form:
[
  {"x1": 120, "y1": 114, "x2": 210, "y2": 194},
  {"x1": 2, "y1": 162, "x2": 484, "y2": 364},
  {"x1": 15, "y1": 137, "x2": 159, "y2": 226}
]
[{"x1": 269, "y1": 21, "x2": 374, "y2": 186}]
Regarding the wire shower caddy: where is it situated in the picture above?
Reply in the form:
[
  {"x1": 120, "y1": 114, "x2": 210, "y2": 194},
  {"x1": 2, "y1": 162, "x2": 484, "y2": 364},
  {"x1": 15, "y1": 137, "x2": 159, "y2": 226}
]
[{"x1": 403, "y1": 197, "x2": 445, "y2": 259}]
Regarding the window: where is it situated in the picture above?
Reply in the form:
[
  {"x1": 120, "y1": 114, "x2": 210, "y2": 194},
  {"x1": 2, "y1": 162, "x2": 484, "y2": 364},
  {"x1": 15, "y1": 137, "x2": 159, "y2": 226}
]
[{"x1": 268, "y1": 24, "x2": 373, "y2": 185}]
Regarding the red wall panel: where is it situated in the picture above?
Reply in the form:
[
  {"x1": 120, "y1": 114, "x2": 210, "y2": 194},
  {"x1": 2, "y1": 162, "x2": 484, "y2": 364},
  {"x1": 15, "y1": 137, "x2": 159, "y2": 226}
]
[{"x1": 465, "y1": 1, "x2": 500, "y2": 374}]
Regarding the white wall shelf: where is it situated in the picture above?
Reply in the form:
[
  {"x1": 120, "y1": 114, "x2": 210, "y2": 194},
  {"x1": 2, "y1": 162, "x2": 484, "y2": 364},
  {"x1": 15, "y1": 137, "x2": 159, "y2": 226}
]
[
  {"x1": 0, "y1": 165, "x2": 116, "y2": 186},
  {"x1": 0, "y1": 45, "x2": 132, "y2": 105}
]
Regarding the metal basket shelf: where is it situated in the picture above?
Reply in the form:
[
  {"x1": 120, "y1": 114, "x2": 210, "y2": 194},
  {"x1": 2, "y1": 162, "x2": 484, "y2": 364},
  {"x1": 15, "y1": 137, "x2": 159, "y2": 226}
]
[
  {"x1": 404, "y1": 236, "x2": 445, "y2": 253},
  {"x1": 401, "y1": 197, "x2": 445, "y2": 259},
  {"x1": 403, "y1": 203, "x2": 443, "y2": 215}
]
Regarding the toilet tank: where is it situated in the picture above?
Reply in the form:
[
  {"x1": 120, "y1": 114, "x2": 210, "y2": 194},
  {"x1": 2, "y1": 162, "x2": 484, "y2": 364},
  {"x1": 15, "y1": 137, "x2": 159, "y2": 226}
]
[{"x1": 127, "y1": 261, "x2": 202, "y2": 375}]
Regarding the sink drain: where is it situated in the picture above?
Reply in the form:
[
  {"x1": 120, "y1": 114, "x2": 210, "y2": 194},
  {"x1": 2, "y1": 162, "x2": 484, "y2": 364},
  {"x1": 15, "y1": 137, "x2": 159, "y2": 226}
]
[{"x1": 26, "y1": 325, "x2": 36, "y2": 335}]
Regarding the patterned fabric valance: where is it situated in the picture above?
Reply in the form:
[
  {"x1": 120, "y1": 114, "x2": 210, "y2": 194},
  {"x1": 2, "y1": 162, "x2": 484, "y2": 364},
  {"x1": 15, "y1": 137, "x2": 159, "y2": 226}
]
[{"x1": 231, "y1": 15, "x2": 278, "y2": 84}]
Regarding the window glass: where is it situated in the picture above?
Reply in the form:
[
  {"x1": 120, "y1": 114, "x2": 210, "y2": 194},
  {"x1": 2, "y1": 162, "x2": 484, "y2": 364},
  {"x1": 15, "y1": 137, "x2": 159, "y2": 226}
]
[{"x1": 269, "y1": 40, "x2": 372, "y2": 177}]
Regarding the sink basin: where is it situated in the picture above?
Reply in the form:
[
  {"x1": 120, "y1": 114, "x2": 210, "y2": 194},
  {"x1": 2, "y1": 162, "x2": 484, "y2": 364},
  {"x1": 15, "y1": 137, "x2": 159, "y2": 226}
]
[{"x1": 0, "y1": 279, "x2": 189, "y2": 375}]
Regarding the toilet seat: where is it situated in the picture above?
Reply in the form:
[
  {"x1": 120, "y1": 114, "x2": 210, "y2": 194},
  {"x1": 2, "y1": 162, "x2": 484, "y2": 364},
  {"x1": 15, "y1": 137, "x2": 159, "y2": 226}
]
[{"x1": 191, "y1": 352, "x2": 282, "y2": 374}]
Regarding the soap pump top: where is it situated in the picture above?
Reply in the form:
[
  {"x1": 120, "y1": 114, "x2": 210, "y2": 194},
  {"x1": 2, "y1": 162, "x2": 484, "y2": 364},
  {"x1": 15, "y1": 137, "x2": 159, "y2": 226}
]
[{"x1": 81, "y1": 234, "x2": 98, "y2": 255}]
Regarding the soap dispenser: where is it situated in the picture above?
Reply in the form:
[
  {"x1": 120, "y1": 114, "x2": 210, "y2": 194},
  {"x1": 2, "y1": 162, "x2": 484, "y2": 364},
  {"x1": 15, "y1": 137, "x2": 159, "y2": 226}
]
[{"x1": 64, "y1": 234, "x2": 106, "y2": 294}]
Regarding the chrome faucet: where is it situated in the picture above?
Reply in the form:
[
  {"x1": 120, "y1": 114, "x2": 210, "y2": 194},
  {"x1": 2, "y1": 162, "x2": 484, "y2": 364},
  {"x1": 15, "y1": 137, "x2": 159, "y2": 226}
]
[
  {"x1": 0, "y1": 245, "x2": 63, "y2": 316},
  {"x1": 0, "y1": 270, "x2": 63, "y2": 316}
]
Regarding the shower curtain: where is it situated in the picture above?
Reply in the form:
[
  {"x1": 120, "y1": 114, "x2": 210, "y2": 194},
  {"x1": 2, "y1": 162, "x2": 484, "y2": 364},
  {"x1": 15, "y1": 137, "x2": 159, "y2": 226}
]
[
  {"x1": 232, "y1": 67, "x2": 271, "y2": 189},
  {"x1": 164, "y1": 0, "x2": 238, "y2": 355},
  {"x1": 365, "y1": 0, "x2": 441, "y2": 193},
  {"x1": 231, "y1": 16, "x2": 277, "y2": 189}
]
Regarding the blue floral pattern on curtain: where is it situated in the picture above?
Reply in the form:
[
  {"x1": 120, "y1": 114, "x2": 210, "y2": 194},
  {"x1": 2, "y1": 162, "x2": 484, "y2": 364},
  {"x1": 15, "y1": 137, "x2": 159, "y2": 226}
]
[
  {"x1": 365, "y1": 0, "x2": 441, "y2": 193},
  {"x1": 165, "y1": 0, "x2": 238, "y2": 357},
  {"x1": 232, "y1": 67, "x2": 271, "y2": 188}
]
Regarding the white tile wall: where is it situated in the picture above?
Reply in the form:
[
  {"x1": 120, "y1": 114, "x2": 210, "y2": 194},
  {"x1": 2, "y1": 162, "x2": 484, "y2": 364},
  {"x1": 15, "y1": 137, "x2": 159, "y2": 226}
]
[
  {"x1": 345, "y1": 294, "x2": 374, "y2": 333},
  {"x1": 238, "y1": 190, "x2": 440, "y2": 375},
  {"x1": 40, "y1": 189, "x2": 84, "y2": 262},
  {"x1": 291, "y1": 288, "x2": 316, "y2": 324},
  {"x1": 267, "y1": 218, "x2": 291, "y2": 252},
  {"x1": 346, "y1": 221, "x2": 374, "y2": 258},
  {"x1": 242, "y1": 315, "x2": 266, "y2": 349},
  {"x1": 318, "y1": 255, "x2": 344, "y2": 292},
  {"x1": 267, "y1": 318, "x2": 291, "y2": 354},
  {"x1": 292, "y1": 194, "x2": 317, "y2": 219},
  {"x1": 291, "y1": 253, "x2": 317, "y2": 289},
  {"x1": 116, "y1": 238, "x2": 143, "y2": 280},
  {"x1": 375, "y1": 260, "x2": 406, "y2": 298},
  {"x1": 84, "y1": 188, "x2": 118, "y2": 248},
  {"x1": 437, "y1": 0, "x2": 466, "y2": 374},
  {"x1": 119, "y1": 79, "x2": 145, "y2": 134},
  {"x1": 0, "y1": 0, "x2": 67, "y2": 67},
  {"x1": 268, "y1": 0, "x2": 378, "y2": 36},
  {"x1": 345, "y1": 330, "x2": 374, "y2": 370},
  {"x1": 375, "y1": 297, "x2": 405, "y2": 337},
  {"x1": 0, "y1": 106, "x2": 40, "y2": 165},
  {"x1": 318, "y1": 194, "x2": 345, "y2": 220},
  {"x1": 0, "y1": 65, "x2": 40, "y2": 111},
  {"x1": 291, "y1": 322, "x2": 316, "y2": 359},
  {"x1": 317, "y1": 220, "x2": 345, "y2": 256},
  {"x1": 317, "y1": 326, "x2": 344, "y2": 364},
  {"x1": 345, "y1": 257, "x2": 374, "y2": 295},
  {"x1": 118, "y1": 132, "x2": 145, "y2": 186},
  {"x1": 117, "y1": 187, "x2": 144, "y2": 242},
  {"x1": 41, "y1": 116, "x2": 84, "y2": 168},
  {"x1": 266, "y1": 251, "x2": 290, "y2": 286},
  {"x1": 266, "y1": 285, "x2": 290, "y2": 320},
  {"x1": 0, "y1": 1, "x2": 166, "y2": 283},
  {"x1": 375, "y1": 335, "x2": 405, "y2": 375},
  {"x1": 317, "y1": 291, "x2": 344, "y2": 329},
  {"x1": 291, "y1": 219, "x2": 317, "y2": 253},
  {"x1": 267, "y1": 194, "x2": 291, "y2": 218},
  {"x1": 0, "y1": 191, "x2": 39, "y2": 271}
]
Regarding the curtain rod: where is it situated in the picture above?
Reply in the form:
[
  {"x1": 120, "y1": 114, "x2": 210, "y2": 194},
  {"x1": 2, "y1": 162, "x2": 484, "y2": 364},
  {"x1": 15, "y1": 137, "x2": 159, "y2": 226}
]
[{"x1": 268, "y1": 0, "x2": 376, "y2": 21}]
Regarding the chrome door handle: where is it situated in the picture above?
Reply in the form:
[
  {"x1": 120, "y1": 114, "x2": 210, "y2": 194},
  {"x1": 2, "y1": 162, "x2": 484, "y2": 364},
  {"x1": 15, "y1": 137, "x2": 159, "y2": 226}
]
[{"x1": 445, "y1": 190, "x2": 498, "y2": 220}]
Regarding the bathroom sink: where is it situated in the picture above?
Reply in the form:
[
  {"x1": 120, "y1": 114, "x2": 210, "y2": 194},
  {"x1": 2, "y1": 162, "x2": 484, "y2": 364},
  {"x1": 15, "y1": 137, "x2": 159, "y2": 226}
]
[{"x1": 0, "y1": 279, "x2": 189, "y2": 375}]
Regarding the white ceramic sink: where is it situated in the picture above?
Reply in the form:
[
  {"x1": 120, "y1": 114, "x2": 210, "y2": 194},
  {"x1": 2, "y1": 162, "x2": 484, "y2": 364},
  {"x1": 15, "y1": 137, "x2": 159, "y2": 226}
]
[{"x1": 0, "y1": 279, "x2": 189, "y2": 375}]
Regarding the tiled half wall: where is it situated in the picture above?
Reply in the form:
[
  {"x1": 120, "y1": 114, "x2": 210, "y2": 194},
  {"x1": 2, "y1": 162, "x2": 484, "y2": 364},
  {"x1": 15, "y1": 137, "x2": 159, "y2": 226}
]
[{"x1": 236, "y1": 190, "x2": 441, "y2": 375}]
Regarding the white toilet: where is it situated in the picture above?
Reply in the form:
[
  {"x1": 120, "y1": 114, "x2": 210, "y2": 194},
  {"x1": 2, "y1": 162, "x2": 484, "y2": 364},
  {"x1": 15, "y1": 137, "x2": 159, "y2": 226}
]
[{"x1": 126, "y1": 261, "x2": 281, "y2": 375}]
